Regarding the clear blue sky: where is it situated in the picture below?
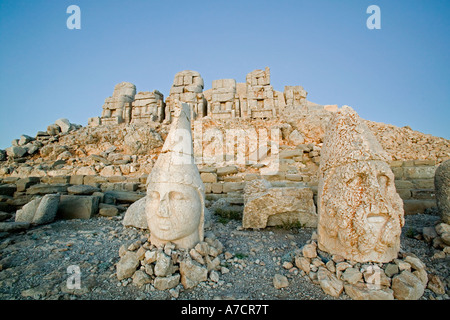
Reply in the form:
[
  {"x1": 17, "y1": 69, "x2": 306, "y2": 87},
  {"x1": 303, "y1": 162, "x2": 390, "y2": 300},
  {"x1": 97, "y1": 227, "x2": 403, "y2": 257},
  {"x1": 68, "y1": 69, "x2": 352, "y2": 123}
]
[{"x1": 0, "y1": 0, "x2": 449, "y2": 149}]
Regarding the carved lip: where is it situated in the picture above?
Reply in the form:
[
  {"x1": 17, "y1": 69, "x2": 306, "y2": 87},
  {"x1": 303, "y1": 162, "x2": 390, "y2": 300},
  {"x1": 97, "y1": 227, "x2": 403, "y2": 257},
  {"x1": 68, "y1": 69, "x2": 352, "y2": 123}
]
[
  {"x1": 158, "y1": 219, "x2": 171, "y2": 230},
  {"x1": 367, "y1": 213, "x2": 387, "y2": 224}
]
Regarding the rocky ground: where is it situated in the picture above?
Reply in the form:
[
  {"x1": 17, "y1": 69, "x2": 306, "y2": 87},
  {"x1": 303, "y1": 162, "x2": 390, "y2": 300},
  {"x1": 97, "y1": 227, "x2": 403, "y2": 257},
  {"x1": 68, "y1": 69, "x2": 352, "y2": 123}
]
[{"x1": 0, "y1": 209, "x2": 448, "y2": 301}]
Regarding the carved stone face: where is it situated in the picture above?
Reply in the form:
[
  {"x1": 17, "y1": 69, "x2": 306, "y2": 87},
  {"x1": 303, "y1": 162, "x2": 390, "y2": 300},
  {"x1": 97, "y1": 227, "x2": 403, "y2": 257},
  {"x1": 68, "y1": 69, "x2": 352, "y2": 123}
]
[
  {"x1": 146, "y1": 182, "x2": 202, "y2": 248},
  {"x1": 318, "y1": 160, "x2": 404, "y2": 262}
]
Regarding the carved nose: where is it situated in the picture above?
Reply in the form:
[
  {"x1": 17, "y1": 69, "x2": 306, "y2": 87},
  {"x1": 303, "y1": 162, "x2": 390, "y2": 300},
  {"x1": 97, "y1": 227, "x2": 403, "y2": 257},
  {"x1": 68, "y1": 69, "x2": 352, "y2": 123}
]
[{"x1": 158, "y1": 196, "x2": 170, "y2": 218}]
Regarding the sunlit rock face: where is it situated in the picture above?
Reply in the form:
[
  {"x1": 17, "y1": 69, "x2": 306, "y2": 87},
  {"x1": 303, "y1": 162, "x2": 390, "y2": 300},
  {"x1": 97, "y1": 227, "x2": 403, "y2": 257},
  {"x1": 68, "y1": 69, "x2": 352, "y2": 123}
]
[
  {"x1": 317, "y1": 106, "x2": 404, "y2": 263},
  {"x1": 146, "y1": 101, "x2": 205, "y2": 249}
]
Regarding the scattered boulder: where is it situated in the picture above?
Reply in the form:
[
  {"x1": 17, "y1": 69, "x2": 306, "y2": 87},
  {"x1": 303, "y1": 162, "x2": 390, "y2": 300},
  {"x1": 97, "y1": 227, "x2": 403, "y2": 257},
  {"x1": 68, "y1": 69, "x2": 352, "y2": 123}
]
[
  {"x1": 273, "y1": 274, "x2": 289, "y2": 289},
  {"x1": 344, "y1": 283, "x2": 394, "y2": 300},
  {"x1": 242, "y1": 179, "x2": 317, "y2": 229},
  {"x1": 57, "y1": 195, "x2": 99, "y2": 220},
  {"x1": 122, "y1": 197, "x2": 147, "y2": 229},
  {"x1": 392, "y1": 270, "x2": 425, "y2": 300},
  {"x1": 5, "y1": 146, "x2": 27, "y2": 158},
  {"x1": 116, "y1": 251, "x2": 140, "y2": 280},
  {"x1": 317, "y1": 267, "x2": 344, "y2": 298}
]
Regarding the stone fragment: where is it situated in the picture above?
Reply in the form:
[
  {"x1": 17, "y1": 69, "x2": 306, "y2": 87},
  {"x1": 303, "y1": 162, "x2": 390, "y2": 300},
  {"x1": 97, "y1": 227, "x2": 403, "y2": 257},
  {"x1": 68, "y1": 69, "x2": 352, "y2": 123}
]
[
  {"x1": 122, "y1": 197, "x2": 147, "y2": 229},
  {"x1": 317, "y1": 267, "x2": 344, "y2": 298},
  {"x1": 273, "y1": 274, "x2": 289, "y2": 289},
  {"x1": 16, "y1": 177, "x2": 40, "y2": 192},
  {"x1": 344, "y1": 283, "x2": 394, "y2": 300},
  {"x1": 99, "y1": 206, "x2": 119, "y2": 217},
  {"x1": 116, "y1": 251, "x2": 140, "y2": 280},
  {"x1": 288, "y1": 130, "x2": 305, "y2": 145},
  {"x1": 427, "y1": 274, "x2": 446, "y2": 295},
  {"x1": 435, "y1": 159, "x2": 450, "y2": 223},
  {"x1": 317, "y1": 106, "x2": 404, "y2": 263},
  {"x1": 302, "y1": 242, "x2": 317, "y2": 259},
  {"x1": 392, "y1": 270, "x2": 425, "y2": 300},
  {"x1": 5, "y1": 146, "x2": 27, "y2": 158},
  {"x1": 55, "y1": 118, "x2": 72, "y2": 133},
  {"x1": 217, "y1": 166, "x2": 238, "y2": 176},
  {"x1": 384, "y1": 263, "x2": 399, "y2": 278},
  {"x1": 422, "y1": 226, "x2": 438, "y2": 243},
  {"x1": 154, "y1": 274, "x2": 180, "y2": 290},
  {"x1": 67, "y1": 185, "x2": 101, "y2": 195},
  {"x1": 435, "y1": 223, "x2": 450, "y2": 235},
  {"x1": 26, "y1": 184, "x2": 68, "y2": 195},
  {"x1": 0, "y1": 184, "x2": 16, "y2": 197},
  {"x1": 104, "y1": 190, "x2": 145, "y2": 203},
  {"x1": 243, "y1": 179, "x2": 317, "y2": 229},
  {"x1": 154, "y1": 252, "x2": 172, "y2": 277},
  {"x1": 57, "y1": 195, "x2": 99, "y2": 220},
  {"x1": 179, "y1": 258, "x2": 208, "y2": 289},
  {"x1": 132, "y1": 270, "x2": 152, "y2": 287},
  {"x1": 341, "y1": 267, "x2": 363, "y2": 284},
  {"x1": 32, "y1": 194, "x2": 60, "y2": 225}
]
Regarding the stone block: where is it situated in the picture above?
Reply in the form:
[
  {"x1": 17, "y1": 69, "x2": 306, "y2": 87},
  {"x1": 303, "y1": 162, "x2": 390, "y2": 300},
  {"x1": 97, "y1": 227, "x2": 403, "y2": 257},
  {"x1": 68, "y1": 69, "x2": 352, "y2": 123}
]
[
  {"x1": 223, "y1": 182, "x2": 245, "y2": 193},
  {"x1": 69, "y1": 175, "x2": 85, "y2": 185},
  {"x1": 200, "y1": 172, "x2": 217, "y2": 183},
  {"x1": 57, "y1": 195, "x2": 100, "y2": 220},
  {"x1": 397, "y1": 189, "x2": 411, "y2": 200},
  {"x1": 404, "y1": 166, "x2": 436, "y2": 180},
  {"x1": 103, "y1": 191, "x2": 145, "y2": 204},
  {"x1": 216, "y1": 166, "x2": 238, "y2": 176},
  {"x1": 395, "y1": 180, "x2": 413, "y2": 189},
  {"x1": 26, "y1": 184, "x2": 68, "y2": 195},
  {"x1": 16, "y1": 177, "x2": 41, "y2": 192},
  {"x1": 243, "y1": 179, "x2": 317, "y2": 229},
  {"x1": 411, "y1": 179, "x2": 435, "y2": 189},
  {"x1": 411, "y1": 189, "x2": 435, "y2": 200},
  {"x1": 403, "y1": 200, "x2": 436, "y2": 215},
  {"x1": 286, "y1": 174, "x2": 303, "y2": 181},
  {"x1": 211, "y1": 183, "x2": 223, "y2": 194},
  {"x1": 0, "y1": 184, "x2": 17, "y2": 197}
]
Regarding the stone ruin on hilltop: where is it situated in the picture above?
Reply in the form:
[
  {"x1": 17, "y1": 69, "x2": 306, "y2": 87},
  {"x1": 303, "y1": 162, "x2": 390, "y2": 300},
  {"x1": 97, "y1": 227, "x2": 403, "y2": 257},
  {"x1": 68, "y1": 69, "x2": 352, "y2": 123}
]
[{"x1": 89, "y1": 67, "x2": 335, "y2": 126}]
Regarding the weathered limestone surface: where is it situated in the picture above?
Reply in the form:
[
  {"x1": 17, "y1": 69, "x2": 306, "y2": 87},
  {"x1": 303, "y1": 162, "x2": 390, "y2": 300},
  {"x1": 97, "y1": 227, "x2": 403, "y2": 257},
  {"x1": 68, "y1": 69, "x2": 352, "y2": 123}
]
[
  {"x1": 435, "y1": 159, "x2": 450, "y2": 223},
  {"x1": 242, "y1": 179, "x2": 317, "y2": 229},
  {"x1": 317, "y1": 106, "x2": 405, "y2": 263},
  {"x1": 146, "y1": 101, "x2": 205, "y2": 249},
  {"x1": 131, "y1": 90, "x2": 165, "y2": 124},
  {"x1": 100, "y1": 82, "x2": 136, "y2": 125},
  {"x1": 165, "y1": 71, "x2": 206, "y2": 122}
]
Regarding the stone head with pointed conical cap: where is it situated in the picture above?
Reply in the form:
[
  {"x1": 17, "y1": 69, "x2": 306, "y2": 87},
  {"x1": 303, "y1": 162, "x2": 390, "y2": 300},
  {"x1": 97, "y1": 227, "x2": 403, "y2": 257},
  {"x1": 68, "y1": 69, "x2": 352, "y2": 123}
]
[
  {"x1": 146, "y1": 101, "x2": 205, "y2": 249},
  {"x1": 317, "y1": 106, "x2": 404, "y2": 263}
]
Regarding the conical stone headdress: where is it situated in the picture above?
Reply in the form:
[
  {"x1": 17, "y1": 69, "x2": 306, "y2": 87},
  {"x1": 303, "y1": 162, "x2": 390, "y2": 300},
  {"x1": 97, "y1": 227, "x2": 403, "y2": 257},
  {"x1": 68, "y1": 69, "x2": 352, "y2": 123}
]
[
  {"x1": 319, "y1": 105, "x2": 391, "y2": 174},
  {"x1": 147, "y1": 101, "x2": 205, "y2": 195}
]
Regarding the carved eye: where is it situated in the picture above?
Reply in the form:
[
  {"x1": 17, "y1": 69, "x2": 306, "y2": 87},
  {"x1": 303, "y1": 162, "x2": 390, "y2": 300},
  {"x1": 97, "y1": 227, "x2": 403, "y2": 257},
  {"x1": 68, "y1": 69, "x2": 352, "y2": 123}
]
[
  {"x1": 169, "y1": 191, "x2": 187, "y2": 201},
  {"x1": 347, "y1": 175, "x2": 362, "y2": 186},
  {"x1": 148, "y1": 191, "x2": 160, "y2": 201}
]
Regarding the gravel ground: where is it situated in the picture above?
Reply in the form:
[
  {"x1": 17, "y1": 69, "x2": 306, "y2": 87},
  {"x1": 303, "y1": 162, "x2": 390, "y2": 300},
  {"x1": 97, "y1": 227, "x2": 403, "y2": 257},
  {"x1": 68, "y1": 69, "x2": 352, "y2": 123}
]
[{"x1": 0, "y1": 210, "x2": 448, "y2": 301}]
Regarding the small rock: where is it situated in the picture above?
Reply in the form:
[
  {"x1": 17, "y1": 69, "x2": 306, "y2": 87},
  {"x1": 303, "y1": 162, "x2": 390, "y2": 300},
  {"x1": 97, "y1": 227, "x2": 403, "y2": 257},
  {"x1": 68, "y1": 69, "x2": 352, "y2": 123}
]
[
  {"x1": 317, "y1": 267, "x2": 344, "y2": 298},
  {"x1": 116, "y1": 251, "x2": 140, "y2": 280},
  {"x1": 209, "y1": 270, "x2": 220, "y2": 283},
  {"x1": 273, "y1": 274, "x2": 289, "y2": 289},
  {"x1": 154, "y1": 274, "x2": 180, "y2": 291},
  {"x1": 302, "y1": 242, "x2": 317, "y2": 259},
  {"x1": 384, "y1": 263, "x2": 399, "y2": 278},
  {"x1": 344, "y1": 283, "x2": 394, "y2": 300},
  {"x1": 154, "y1": 252, "x2": 172, "y2": 277},
  {"x1": 341, "y1": 267, "x2": 363, "y2": 285},
  {"x1": 282, "y1": 261, "x2": 293, "y2": 269},
  {"x1": 427, "y1": 274, "x2": 446, "y2": 295},
  {"x1": 144, "y1": 250, "x2": 157, "y2": 264},
  {"x1": 392, "y1": 270, "x2": 425, "y2": 300},
  {"x1": 422, "y1": 226, "x2": 438, "y2": 243},
  {"x1": 132, "y1": 270, "x2": 152, "y2": 287}
]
